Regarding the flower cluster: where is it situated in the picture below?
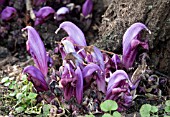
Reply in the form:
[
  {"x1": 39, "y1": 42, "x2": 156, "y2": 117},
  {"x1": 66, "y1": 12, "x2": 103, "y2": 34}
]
[{"x1": 22, "y1": 21, "x2": 151, "y2": 111}]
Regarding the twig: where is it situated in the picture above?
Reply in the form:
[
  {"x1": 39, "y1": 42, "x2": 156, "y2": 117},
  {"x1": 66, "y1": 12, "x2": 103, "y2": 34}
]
[
  {"x1": 55, "y1": 41, "x2": 116, "y2": 55},
  {"x1": 25, "y1": 0, "x2": 35, "y2": 21}
]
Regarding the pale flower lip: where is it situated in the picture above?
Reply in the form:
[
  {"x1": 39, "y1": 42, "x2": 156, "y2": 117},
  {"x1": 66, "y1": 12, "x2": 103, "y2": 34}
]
[
  {"x1": 56, "y1": 7, "x2": 69, "y2": 16},
  {"x1": 122, "y1": 22, "x2": 151, "y2": 69},
  {"x1": 0, "y1": 6, "x2": 17, "y2": 21}
]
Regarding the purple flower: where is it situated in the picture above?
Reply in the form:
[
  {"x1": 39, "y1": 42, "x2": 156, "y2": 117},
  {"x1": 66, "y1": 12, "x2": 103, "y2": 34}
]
[
  {"x1": 61, "y1": 64, "x2": 83, "y2": 104},
  {"x1": 22, "y1": 26, "x2": 48, "y2": 92},
  {"x1": 85, "y1": 46, "x2": 105, "y2": 71},
  {"x1": 82, "y1": 0, "x2": 93, "y2": 17},
  {"x1": 35, "y1": 6, "x2": 55, "y2": 25},
  {"x1": 23, "y1": 66, "x2": 48, "y2": 92},
  {"x1": 122, "y1": 22, "x2": 151, "y2": 69},
  {"x1": 106, "y1": 70, "x2": 133, "y2": 111},
  {"x1": 111, "y1": 54, "x2": 121, "y2": 70},
  {"x1": 83, "y1": 63, "x2": 106, "y2": 93},
  {"x1": 55, "y1": 21, "x2": 87, "y2": 46},
  {"x1": 0, "y1": 6, "x2": 17, "y2": 21},
  {"x1": 54, "y1": 7, "x2": 69, "y2": 21}
]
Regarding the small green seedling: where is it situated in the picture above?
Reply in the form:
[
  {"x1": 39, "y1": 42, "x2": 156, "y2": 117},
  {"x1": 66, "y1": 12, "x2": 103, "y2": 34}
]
[
  {"x1": 100, "y1": 100, "x2": 121, "y2": 117},
  {"x1": 165, "y1": 100, "x2": 170, "y2": 113},
  {"x1": 140, "y1": 104, "x2": 158, "y2": 117},
  {"x1": 1, "y1": 75, "x2": 42, "y2": 115}
]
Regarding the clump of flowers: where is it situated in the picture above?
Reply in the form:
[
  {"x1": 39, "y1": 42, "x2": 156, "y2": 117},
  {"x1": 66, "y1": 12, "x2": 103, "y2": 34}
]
[{"x1": 22, "y1": 21, "x2": 151, "y2": 114}]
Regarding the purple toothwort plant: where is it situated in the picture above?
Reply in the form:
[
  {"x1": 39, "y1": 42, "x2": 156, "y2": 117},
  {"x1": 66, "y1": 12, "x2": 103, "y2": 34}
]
[
  {"x1": 22, "y1": 26, "x2": 48, "y2": 92},
  {"x1": 61, "y1": 63, "x2": 83, "y2": 104},
  {"x1": 34, "y1": 6, "x2": 55, "y2": 25},
  {"x1": 59, "y1": 38, "x2": 84, "y2": 103},
  {"x1": 54, "y1": 7, "x2": 69, "y2": 21},
  {"x1": 0, "y1": 6, "x2": 17, "y2": 21},
  {"x1": 122, "y1": 22, "x2": 151, "y2": 69},
  {"x1": 82, "y1": 0, "x2": 93, "y2": 17},
  {"x1": 56, "y1": 21, "x2": 87, "y2": 46},
  {"x1": 106, "y1": 70, "x2": 134, "y2": 111}
]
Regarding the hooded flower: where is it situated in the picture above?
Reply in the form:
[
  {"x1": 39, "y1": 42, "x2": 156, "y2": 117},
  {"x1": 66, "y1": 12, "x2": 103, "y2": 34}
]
[
  {"x1": 0, "y1": 6, "x2": 17, "y2": 21},
  {"x1": 34, "y1": 6, "x2": 55, "y2": 25},
  {"x1": 61, "y1": 61, "x2": 83, "y2": 104},
  {"x1": 55, "y1": 21, "x2": 87, "y2": 46},
  {"x1": 106, "y1": 70, "x2": 133, "y2": 111},
  {"x1": 22, "y1": 26, "x2": 48, "y2": 92},
  {"x1": 122, "y1": 22, "x2": 151, "y2": 69},
  {"x1": 54, "y1": 7, "x2": 69, "y2": 21},
  {"x1": 82, "y1": 0, "x2": 93, "y2": 17},
  {"x1": 83, "y1": 63, "x2": 106, "y2": 93}
]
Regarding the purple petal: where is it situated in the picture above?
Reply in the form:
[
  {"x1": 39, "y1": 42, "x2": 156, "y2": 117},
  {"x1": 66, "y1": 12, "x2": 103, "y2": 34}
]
[
  {"x1": 23, "y1": 66, "x2": 48, "y2": 92},
  {"x1": 0, "y1": 6, "x2": 17, "y2": 21},
  {"x1": 122, "y1": 22, "x2": 151, "y2": 69},
  {"x1": 93, "y1": 46, "x2": 105, "y2": 71},
  {"x1": 83, "y1": 63, "x2": 106, "y2": 93},
  {"x1": 36, "y1": 6, "x2": 55, "y2": 19},
  {"x1": 55, "y1": 21, "x2": 87, "y2": 46},
  {"x1": 82, "y1": 0, "x2": 93, "y2": 17},
  {"x1": 106, "y1": 70, "x2": 133, "y2": 99},
  {"x1": 75, "y1": 66, "x2": 83, "y2": 104},
  {"x1": 23, "y1": 26, "x2": 48, "y2": 76},
  {"x1": 54, "y1": 7, "x2": 69, "y2": 21},
  {"x1": 111, "y1": 54, "x2": 121, "y2": 70},
  {"x1": 107, "y1": 70, "x2": 132, "y2": 90},
  {"x1": 34, "y1": 18, "x2": 44, "y2": 26},
  {"x1": 82, "y1": 63, "x2": 100, "y2": 77},
  {"x1": 46, "y1": 53, "x2": 53, "y2": 67},
  {"x1": 96, "y1": 73, "x2": 106, "y2": 93}
]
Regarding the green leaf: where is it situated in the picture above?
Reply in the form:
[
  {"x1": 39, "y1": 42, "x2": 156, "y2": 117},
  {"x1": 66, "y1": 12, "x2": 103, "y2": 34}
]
[
  {"x1": 100, "y1": 100, "x2": 118, "y2": 112},
  {"x1": 1, "y1": 77, "x2": 9, "y2": 83},
  {"x1": 165, "y1": 106, "x2": 170, "y2": 113},
  {"x1": 165, "y1": 100, "x2": 170, "y2": 106},
  {"x1": 9, "y1": 83, "x2": 14, "y2": 89},
  {"x1": 140, "y1": 104, "x2": 151, "y2": 117},
  {"x1": 16, "y1": 93, "x2": 23, "y2": 100},
  {"x1": 4, "y1": 82, "x2": 10, "y2": 86},
  {"x1": 113, "y1": 111, "x2": 121, "y2": 117},
  {"x1": 102, "y1": 113, "x2": 113, "y2": 117},
  {"x1": 151, "y1": 106, "x2": 158, "y2": 113},
  {"x1": 28, "y1": 92, "x2": 37, "y2": 99},
  {"x1": 15, "y1": 106, "x2": 24, "y2": 113}
]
